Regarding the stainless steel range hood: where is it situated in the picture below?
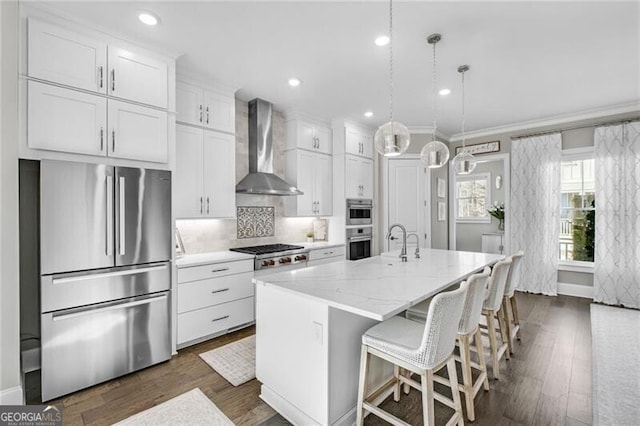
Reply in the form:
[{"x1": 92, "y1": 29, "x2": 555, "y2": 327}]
[{"x1": 236, "y1": 98, "x2": 303, "y2": 196}]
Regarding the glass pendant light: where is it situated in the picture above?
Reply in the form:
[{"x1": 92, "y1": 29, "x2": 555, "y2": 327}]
[
  {"x1": 374, "y1": 0, "x2": 410, "y2": 157},
  {"x1": 451, "y1": 65, "x2": 477, "y2": 175},
  {"x1": 420, "y1": 34, "x2": 450, "y2": 168}
]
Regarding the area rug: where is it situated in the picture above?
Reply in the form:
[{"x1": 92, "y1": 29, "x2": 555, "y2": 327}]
[
  {"x1": 112, "y1": 388, "x2": 233, "y2": 425},
  {"x1": 199, "y1": 334, "x2": 256, "y2": 386},
  {"x1": 591, "y1": 303, "x2": 640, "y2": 425}
]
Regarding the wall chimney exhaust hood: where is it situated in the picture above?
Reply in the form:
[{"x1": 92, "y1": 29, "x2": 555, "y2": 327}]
[{"x1": 236, "y1": 98, "x2": 303, "y2": 196}]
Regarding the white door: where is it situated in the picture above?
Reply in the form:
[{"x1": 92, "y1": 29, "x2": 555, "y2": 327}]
[
  {"x1": 28, "y1": 80, "x2": 107, "y2": 156},
  {"x1": 296, "y1": 150, "x2": 316, "y2": 216},
  {"x1": 108, "y1": 100, "x2": 168, "y2": 163},
  {"x1": 108, "y1": 46, "x2": 168, "y2": 108},
  {"x1": 28, "y1": 18, "x2": 107, "y2": 93},
  {"x1": 175, "y1": 125, "x2": 204, "y2": 218},
  {"x1": 176, "y1": 81, "x2": 203, "y2": 126},
  {"x1": 203, "y1": 90, "x2": 235, "y2": 134},
  {"x1": 314, "y1": 153, "x2": 333, "y2": 216},
  {"x1": 387, "y1": 158, "x2": 430, "y2": 251},
  {"x1": 203, "y1": 131, "x2": 236, "y2": 218}
]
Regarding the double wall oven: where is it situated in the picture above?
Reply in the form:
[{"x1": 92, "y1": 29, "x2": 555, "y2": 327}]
[{"x1": 346, "y1": 199, "x2": 373, "y2": 260}]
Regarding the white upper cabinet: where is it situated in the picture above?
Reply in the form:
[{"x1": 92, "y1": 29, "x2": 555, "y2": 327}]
[
  {"x1": 176, "y1": 81, "x2": 235, "y2": 134},
  {"x1": 286, "y1": 118, "x2": 332, "y2": 155},
  {"x1": 108, "y1": 46, "x2": 168, "y2": 109},
  {"x1": 28, "y1": 80, "x2": 107, "y2": 156},
  {"x1": 175, "y1": 125, "x2": 236, "y2": 219},
  {"x1": 28, "y1": 18, "x2": 107, "y2": 94},
  {"x1": 107, "y1": 100, "x2": 168, "y2": 163},
  {"x1": 345, "y1": 155, "x2": 374, "y2": 199},
  {"x1": 284, "y1": 150, "x2": 332, "y2": 216},
  {"x1": 345, "y1": 127, "x2": 374, "y2": 159}
]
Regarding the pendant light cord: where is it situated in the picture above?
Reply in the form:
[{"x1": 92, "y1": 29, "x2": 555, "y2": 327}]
[
  {"x1": 389, "y1": 0, "x2": 394, "y2": 123},
  {"x1": 431, "y1": 40, "x2": 438, "y2": 142},
  {"x1": 461, "y1": 69, "x2": 466, "y2": 147}
]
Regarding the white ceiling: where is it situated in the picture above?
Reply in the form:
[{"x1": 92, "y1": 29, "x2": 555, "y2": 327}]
[{"x1": 42, "y1": 1, "x2": 639, "y2": 137}]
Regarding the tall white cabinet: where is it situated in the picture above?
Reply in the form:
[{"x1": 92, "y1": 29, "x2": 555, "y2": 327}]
[
  {"x1": 175, "y1": 79, "x2": 236, "y2": 219},
  {"x1": 284, "y1": 115, "x2": 333, "y2": 217}
]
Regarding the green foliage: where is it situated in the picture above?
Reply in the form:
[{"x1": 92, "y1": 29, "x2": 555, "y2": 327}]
[{"x1": 572, "y1": 200, "x2": 595, "y2": 262}]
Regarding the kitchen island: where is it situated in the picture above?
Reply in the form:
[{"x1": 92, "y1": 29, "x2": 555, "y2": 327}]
[{"x1": 254, "y1": 248, "x2": 503, "y2": 426}]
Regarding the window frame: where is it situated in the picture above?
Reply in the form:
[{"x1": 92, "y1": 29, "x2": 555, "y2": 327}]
[
  {"x1": 455, "y1": 172, "x2": 492, "y2": 224},
  {"x1": 558, "y1": 147, "x2": 595, "y2": 272}
]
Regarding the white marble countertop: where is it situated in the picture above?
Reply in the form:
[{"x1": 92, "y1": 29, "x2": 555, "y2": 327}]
[
  {"x1": 176, "y1": 251, "x2": 255, "y2": 268},
  {"x1": 301, "y1": 241, "x2": 345, "y2": 250},
  {"x1": 253, "y1": 248, "x2": 504, "y2": 321}
]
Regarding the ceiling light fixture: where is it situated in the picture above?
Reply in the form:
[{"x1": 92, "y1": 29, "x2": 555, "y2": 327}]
[
  {"x1": 288, "y1": 77, "x2": 301, "y2": 87},
  {"x1": 373, "y1": 0, "x2": 410, "y2": 157},
  {"x1": 420, "y1": 33, "x2": 450, "y2": 168},
  {"x1": 138, "y1": 12, "x2": 159, "y2": 26},
  {"x1": 364, "y1": 111, "x2": 374, "y2": 118},
  {"x1": 439, "y1": 88, "x2": 451, "y2": 96},
  {"x1": 451, "y1": 65, "x2": 477, "y2": 175},
  {"x1": 375, "y1": 35, "x2": 390, "y2": 46}
]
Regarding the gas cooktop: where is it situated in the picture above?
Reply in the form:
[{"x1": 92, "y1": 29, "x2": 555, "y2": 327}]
[{"x1": 230, "y1": 243, "x2": 305, "y2": 256}]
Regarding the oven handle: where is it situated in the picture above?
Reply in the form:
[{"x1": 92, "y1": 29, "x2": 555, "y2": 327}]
[
  {"x1": 348, "y1": 205, "x2": 372, "y2": 210},
  {"x1": 347, "y1": 236, "x2": 372, "y2": 243}
]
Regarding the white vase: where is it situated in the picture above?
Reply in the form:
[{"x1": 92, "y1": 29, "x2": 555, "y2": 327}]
[{"x1": 307, "y1": 237, "x2": 314, "y2": 243}]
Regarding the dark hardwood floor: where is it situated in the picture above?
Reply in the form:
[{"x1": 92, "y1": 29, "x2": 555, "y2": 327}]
[{"x1": 35, "y1": 292, "x2": 592, "y2": 425}]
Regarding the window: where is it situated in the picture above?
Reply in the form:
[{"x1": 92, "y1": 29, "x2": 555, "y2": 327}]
[
  {"x1": 559, "y1": 154, "x2": 595, "y2": 263},
  {"x1": 456, "y1": 173, "x2": 490, "y2": 222}
]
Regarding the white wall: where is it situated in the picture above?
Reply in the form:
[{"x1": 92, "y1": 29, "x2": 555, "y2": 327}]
[{"x1": 0, "y1": 0, "x2": 23, "y2": 404}]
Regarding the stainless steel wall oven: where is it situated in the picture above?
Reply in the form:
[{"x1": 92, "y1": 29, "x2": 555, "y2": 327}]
[
  {"x1": 346, "y1": 227, "x2": 372, "y2": 260},
  {"x1": 346, "y1": 198, "x2": 373, "y2": 226}
]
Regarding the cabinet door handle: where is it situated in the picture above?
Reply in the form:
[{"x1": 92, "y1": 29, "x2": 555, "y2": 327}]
[
  {"x1": 211, "y1": 288, "x2": 230, "y2": 294},
  {"x1": 206, "y1": 106, "x2": 210, "y2": 124},
  {"x1": 100, "y1": 127, "x2": 104, "y2": 152},
  {"x1": 211, "y1": 267, "x2": 230, "y2": 274},
  {"x1": 200, "y1": 197, "x2": 203, "y2": 214},
  {"x1": 211, "y1": 315, "x2": 230, "y2": 323},
  {"x1": 199, "y1": 105, "x2": 203, "y2": 123},
  {"x1": 111, "y1": 130, "x2": 116, "y2": 152},
  {"x1": 110, "y1": 69, "x2": 115, "y2": 92},
  {"x1": 98, "y1": 66, "x2": 103, "y2": 89},
  {"x1": 206, "y1": 196, "x2": 210, "y2": 214}
]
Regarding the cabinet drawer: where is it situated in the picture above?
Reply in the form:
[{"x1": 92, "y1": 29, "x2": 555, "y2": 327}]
[
  {"x1": 178, "y1": 259, "x2": 253, "y2": 283},
  {"x1": 177, "y1": 297, "x2": 254, "y2": 345},
  {"x1": 178, "y1": 272, "x2": 254, "y2": 313},
  {"x1": 309, "y1": 246, "x2": 345, "y2": 262}
]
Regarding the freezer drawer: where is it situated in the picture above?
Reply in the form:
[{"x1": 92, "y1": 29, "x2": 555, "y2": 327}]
[
  {"x1": 41, "y1": 292, "x2": 171, "y2": 401},
  {"x1": 41, "y1": 262, "x2": 170, "y2": 313}
]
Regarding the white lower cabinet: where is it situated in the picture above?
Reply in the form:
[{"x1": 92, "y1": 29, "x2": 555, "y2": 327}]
[
  {"x1": 345, "y1": 155, "x2": 373, "y2": 199},
  {"x1": 175, "y1": 124, "x2": 236, "y2": 218},
  {"x1": 284, "y1": 149, "x2": 332, "y2": 216},
  {"x1": 177, "y1": 259, "x2": 254, "y2": 348},
  {"x1": 307, "y1": 245, "x2": 346, "y2": 266}
]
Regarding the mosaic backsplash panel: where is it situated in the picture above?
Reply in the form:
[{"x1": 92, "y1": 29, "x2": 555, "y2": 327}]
[{"x1": 237, "y1": 206, "x2": 275, "y2": 239}]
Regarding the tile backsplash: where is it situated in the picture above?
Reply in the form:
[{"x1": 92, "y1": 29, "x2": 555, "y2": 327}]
[{"x1": 237, "y1": 206, "x2": 275, "y2": 239}]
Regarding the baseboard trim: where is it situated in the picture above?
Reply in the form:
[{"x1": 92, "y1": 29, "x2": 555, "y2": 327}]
[
  {"x1": 557, "y1": 282, "x2": 593, "y2": 299},
  {"x1": 0, "y1": 385, "x2": 24, "y2": 405}
]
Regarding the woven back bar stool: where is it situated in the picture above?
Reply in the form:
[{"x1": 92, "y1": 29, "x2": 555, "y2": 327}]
[
  {"x1": 502, "y1": 251, "x2": 524, "y2": 354},
  {"x1": 355, "y1": 283, "x2": 469, "y2": 426},
  {"x1": 480, "y1": 257, "x2": 512, "y2": 380}
]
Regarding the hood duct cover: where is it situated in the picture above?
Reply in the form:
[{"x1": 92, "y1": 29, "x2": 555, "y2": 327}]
[{"x1": 236, "y1": 98, "x2": 303, "y2": 196}]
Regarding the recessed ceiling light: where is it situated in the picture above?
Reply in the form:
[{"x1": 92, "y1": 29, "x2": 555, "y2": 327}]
[
  {"x1": 138, "y1": 12, "x2": 159, "y2": 26},
  {"x1": 288, "y1": 77, "x2": 301, "y2": 87},
  {"x1": 375, "y1": 35, "x2": 390, "y2": 46},
  {"x1": 364, "y1": 111, "x2": 374, "y2": 118},
  {"x1": 439, "y1": 88, "x2": 451, "y2": 96}
]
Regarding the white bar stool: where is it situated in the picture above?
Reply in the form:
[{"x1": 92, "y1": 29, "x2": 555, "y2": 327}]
[
  {"x1": 405, "y1": 268, "x2": 492, "y2": 422},
  {"x1": 502, "y1": 251, "x2": 524, "y2": 354},
  {"x1": 480, "y1": 257, "x2": 512, "y2": 380},
  {"x1": 355, "y1": 283, "x2": 468, "y2": 426}
]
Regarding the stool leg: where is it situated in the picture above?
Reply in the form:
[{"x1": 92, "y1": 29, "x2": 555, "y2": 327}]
[
  {"x1": 393, "y1": 365, "x2": 401, "y2": 402},
  {"x1": 486, "y1": 311, "x2": 500, "y2": 380},
  {"x1": 475, "y1": 328, "x2": 490, "y2": 391},
  {"x1": 502, "y1": 297, "x2": 514, "y2": 354},
  {"x1": 356, "y1": 345, "x2": 370, "y2": 426},
  {"x1": 446, "y1": 357, "x2": 464, "y2": 426},
  {"x1": 459, "y1": 334, "x2": 475, "y2": 421},
  {"x1": 421, "y1": 370, "x2": 435, "y2": 426},
  {"x1": 497, "y1": 307, "x2": 510, "y2": 360},
  {"x1": 511, "y1": 295, "x2": 522, "y2": 340}
]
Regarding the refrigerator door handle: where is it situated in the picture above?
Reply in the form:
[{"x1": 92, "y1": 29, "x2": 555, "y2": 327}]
[
  {"x1": 52, "y1": 293, "x2": 168, "y2": 322},
  {"x1": 106, "y1": 175, "x2": 114, "y2": 256},
  {"x1": 51, "y1": 263, "x2": 169, "y2": 285},
  {"x1": 118, "y1": 176, "x2": 126, "y2": 255}
]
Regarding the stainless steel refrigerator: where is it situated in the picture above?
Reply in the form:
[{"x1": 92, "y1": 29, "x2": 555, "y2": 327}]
[{"x1": 39, "y1": 160, "x2": 172, "y2": 401}]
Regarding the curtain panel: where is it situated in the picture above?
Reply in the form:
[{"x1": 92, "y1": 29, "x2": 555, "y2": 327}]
[
  {"x1": 510, "y1": 133, "x2": 561, "y2": 295},
  {"x1": 594, "y1": 122, "x2": 640, "y2": 309}
]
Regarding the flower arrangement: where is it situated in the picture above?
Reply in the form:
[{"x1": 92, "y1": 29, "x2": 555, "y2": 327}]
[{"x1": 487, "y1": 202, "x2": 505, "y2": 230}]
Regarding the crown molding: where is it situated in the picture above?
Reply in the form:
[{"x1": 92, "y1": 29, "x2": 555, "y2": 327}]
[{"x1": 448, "y1": 102, "x2": 640, "y2": 142}]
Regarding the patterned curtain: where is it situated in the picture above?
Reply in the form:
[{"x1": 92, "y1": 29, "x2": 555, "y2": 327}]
[
  {"x1": 510, "y1": 133, "x2": 561, "y2": 295},
  {"x1": 594, "y1": 122, "x2": 640, "y2": 308}
]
